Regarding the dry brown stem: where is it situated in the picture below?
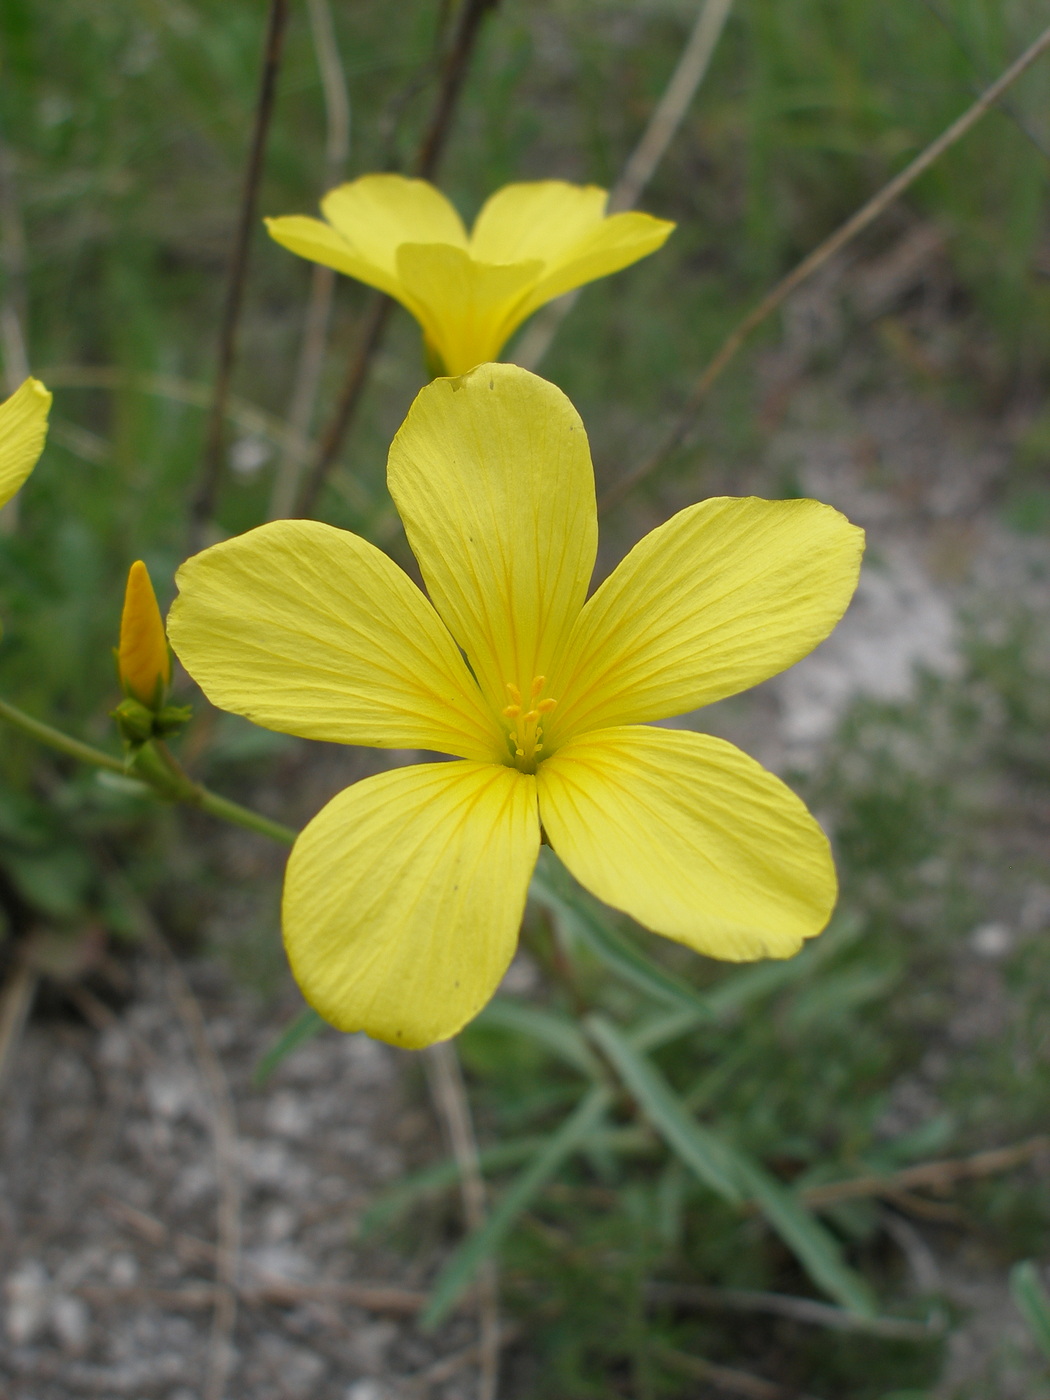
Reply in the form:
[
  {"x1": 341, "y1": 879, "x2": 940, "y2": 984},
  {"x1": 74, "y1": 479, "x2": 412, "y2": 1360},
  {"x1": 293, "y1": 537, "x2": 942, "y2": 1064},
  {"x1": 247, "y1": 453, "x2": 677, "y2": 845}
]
[
  {"x1": 426, "y1": 1040, "x2": 500, "y2": 1400},
  {"x1": 296, "y1": 0, "x2": 501, "y2": 517},
  {"x1": 190, "y1": 0, "x2": 290, "y2": 546},
  {"x1": 599, "y1": 20, "x2": 1050, "y2": 513},
  {"x1": 799, "y1": 1135, "x2": 1049, "y2": 1210},
  {"x1": 657, "y1": 1344, "x2": 825, "y2": 1400},
  {"x1": 268, "y1": 0, "x2": 351, "y2": 521},
  {"x1": 514, "y1": 0, "x2": 735, "y2": 372},
  {"x1": 146, "y1": 933, "x2": 243, "y2": 1400}
]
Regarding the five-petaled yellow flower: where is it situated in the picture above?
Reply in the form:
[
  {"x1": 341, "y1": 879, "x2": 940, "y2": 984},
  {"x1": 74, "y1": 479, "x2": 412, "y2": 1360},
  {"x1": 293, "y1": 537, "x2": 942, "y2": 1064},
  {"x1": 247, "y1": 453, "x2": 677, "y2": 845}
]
[
  {"x1": 266, "y1": 175, "x2": 674, "y2": 376},
  {"x1": 168, "y1": 365, "x2": 863, "y2": 1049},
  {"x1": 0, "y1": 377, "x2": 52, "y2": 510}
]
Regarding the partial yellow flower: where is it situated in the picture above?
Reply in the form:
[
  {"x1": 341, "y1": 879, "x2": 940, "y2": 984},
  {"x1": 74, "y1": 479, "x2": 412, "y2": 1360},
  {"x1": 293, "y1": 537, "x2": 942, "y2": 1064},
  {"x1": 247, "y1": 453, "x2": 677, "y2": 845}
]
[
  {"x1": 0, "y1": 377, "x2": 52, "y2": 509},
  {"x1": 168, "y1": 365, "x2": 864, "y2": 1049},
  {"x1": 266, "y1": 175, "x2": 675, "y2": 375},
  {"x1": 118, "y1": 560, "x2": 172, "y2": 707}
]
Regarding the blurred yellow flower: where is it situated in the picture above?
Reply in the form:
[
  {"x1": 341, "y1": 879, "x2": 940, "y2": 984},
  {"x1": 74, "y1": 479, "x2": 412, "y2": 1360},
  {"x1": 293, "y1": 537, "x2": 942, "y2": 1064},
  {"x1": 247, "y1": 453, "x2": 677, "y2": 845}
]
[
  {"x1": 0, "y1": 377, "x2": 52, "y2": 509},
  {"x1": 168, "y1": 365, "x2": 863, "y2": 1048},
  {"x1": 118, "y1": 560, "x2": 172, "y2": 708},
  {"x1": 266, "y1": 175, "x2": 674, "y2": 375}
]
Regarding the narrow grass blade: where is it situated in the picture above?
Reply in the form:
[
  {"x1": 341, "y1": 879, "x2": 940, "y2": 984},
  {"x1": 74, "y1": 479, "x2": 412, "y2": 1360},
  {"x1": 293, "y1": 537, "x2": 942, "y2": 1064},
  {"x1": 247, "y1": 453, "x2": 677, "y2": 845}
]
[
  {"x1": 362, "y1": 1136, "x2": 546, "y2": 1233},
  {"x1": 253, "y1": 1006, "x2": 325, "y2": 1085},
  {"x1": 588, "y1": 1015, "x2": 876, "y2": 1317},
  {"x1": 421, "y1": 1084, "x2": 613, "y2": 1330},
  {"x1": 364, "y1": 1122, "x2": 653, "y2": 1235},
  {"x1": 474, "y1": 997, "x2": 602, "y2": 1077},
  {"x1": 1011, "y1": 1260, "x2": 1050, "y2": 1359},
  {"x1": 630, "y1": 914, "x2": 866, "y2": 1052},
  {"x1": 532, "y1": 851, "x2": 713, "y2": 1019},
  {"x1": 731, "y1": 1153, "x2": 877, "y2": 1318},
  {"x1": 586, "y1": 1016, "x2": 740, "y2": 1203}
]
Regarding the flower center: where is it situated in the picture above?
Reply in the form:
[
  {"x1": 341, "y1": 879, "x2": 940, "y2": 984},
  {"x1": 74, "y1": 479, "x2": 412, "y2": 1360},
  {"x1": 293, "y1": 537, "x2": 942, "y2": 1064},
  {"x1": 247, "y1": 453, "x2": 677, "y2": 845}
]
[{"x1": 502, "y1": 675, "x2": 557, "y2": 773}]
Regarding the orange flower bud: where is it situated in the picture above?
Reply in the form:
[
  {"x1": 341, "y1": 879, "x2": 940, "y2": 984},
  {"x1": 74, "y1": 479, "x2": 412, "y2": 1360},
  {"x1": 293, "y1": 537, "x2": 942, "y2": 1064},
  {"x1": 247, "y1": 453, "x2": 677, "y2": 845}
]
[{"x1": 118, "y1": 560, "x2": 171, "y2": 707}]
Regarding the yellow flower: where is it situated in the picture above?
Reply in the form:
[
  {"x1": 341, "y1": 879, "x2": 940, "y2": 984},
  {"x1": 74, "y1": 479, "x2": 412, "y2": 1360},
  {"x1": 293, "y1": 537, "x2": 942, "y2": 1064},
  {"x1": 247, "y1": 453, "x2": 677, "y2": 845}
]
[
  {"x1": 118, "y1": 560, "x2": 172, "y2": 707},
  {"x1": 266, "y1": 175, "x2": 674, "y2": 375},
  {"x1": 0, "y1": 377, "x2": 52, "y2": 509},
  {"x1": 168, "y1": 365, "x2": 863, "y2": 1048}
]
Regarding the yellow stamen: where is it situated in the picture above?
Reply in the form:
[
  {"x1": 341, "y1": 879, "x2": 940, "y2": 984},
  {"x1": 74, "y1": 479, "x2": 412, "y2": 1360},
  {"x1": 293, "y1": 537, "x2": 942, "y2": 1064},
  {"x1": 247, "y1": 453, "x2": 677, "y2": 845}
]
[{"x1": 503, "y1": 675, "x2": 558, "y2": 771}]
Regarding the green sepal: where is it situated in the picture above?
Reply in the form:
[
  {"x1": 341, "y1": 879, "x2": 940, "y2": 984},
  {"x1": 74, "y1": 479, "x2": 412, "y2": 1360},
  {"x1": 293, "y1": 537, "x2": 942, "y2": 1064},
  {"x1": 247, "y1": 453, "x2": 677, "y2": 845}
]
[
  {"x1": 111, "y1": 697, "x2": 156, "y2": 747},
  {"x1": 111, "y1": 698, "x2": 193, "y2": 750},
  {"x1": 153, "y1": 703, "x2": 193, "y2": 737}
]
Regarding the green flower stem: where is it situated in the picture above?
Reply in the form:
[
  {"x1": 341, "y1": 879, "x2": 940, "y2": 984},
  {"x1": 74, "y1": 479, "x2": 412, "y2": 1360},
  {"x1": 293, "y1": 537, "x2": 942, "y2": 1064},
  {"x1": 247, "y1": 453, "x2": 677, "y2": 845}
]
[
  {"x1": 0, "y1": 696, "x2": 297, "y2": 848},
  {"x1": 0, "y1": 696, "x2": 127, "y2": 774}
]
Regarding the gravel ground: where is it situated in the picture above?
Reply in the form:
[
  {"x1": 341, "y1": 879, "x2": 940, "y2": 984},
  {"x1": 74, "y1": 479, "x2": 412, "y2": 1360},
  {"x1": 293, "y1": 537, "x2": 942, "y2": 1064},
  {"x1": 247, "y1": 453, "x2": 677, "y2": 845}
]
[{"x1": 0, "y1": 954, "x2": 484, "y2": 1400}]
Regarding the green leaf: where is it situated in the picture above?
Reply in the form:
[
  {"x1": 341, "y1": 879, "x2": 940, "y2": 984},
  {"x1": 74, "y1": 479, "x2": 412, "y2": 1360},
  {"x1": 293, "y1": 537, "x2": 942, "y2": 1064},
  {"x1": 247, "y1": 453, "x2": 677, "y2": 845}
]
[
  {"x1": 421, "y1": 1084, "x2": 613, "y2": 1330},
  {"x1": 254, "y1": 1006, "x2": 326, "y2": 1085},
  {"x1": 532, "y1": 850, "x2": 713, "y2": 1019},
  {"x1": 1011, "y1": 1260, "x2": 1050, "y2": 1360},
  {"x1": 363, "y1": 1121, "x2": 653, "y2": 1236},
  {"x1": 362, "y1": 1136, "x2": 546, "y2": 1233},
  {"x1": 629, "y1": 912, "x2": 866, "y2": 1052},
  {"x1": 730, "y1": 1152, "x2": 877, "y2": 1318},
  {"x1": 586, "y1": 1016, "x2": 741, "y2": 1203},
  {"x1": 474, "y1": 996, "x2": 602, "y2": 1077},
  {"x1": 587, "y1": 1015, "x2": 877, "y2": 1317}
]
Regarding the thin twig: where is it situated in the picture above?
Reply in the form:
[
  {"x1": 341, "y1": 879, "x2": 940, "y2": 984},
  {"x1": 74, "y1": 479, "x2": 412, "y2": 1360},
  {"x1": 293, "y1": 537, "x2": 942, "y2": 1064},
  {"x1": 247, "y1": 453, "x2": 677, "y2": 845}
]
[
  {"x1": 917, "y1": 0, "x2": 1050, "y2": 161},
  {"x1": 656, "y1": 1344, "x2": 825, "y2": 1400},
  {"x1": 78, "y1": 1280, "x2": 429, "y2": 1314},
  {"x1": 295, "y1": 0, "x2": 501, "y2": 518},
  {"x1": 0, "y1": 961, "x2": 37, "y2": 1097},
  {"x1": 408, "y1": 1324, "x2": 521, "y2": 1390},
  {"x1": 798, "y1": 1135, "x2": 1050, "y2": 1210},
  {"x1": 146, "y1": 925, "x2": 243, "y2": 1400},
  {"x1": 515, "y1": 0, "x2": 735, "y2": 372},
  {"x1": 39, "y1": 364, "x2": 302, "y2": 452},
  {"x1": 100, "y1": 1193, "x2": 432, "y2": 1312},
  {"x1": 599, "y1": 20, "x2": 1050, "y2": 513},
  {"x1": 190, "y1": 0, "x2": 291, "y2": 547},
  {"x1": 646, "y1": 1281, "x2": 938, "y2": 1339},
  {"x1": 268, "y1": 0, "x2": 351, "y2": 520},
  {"x1": 426, "y1": 1040, "x2": 500, "y2": 1400}
]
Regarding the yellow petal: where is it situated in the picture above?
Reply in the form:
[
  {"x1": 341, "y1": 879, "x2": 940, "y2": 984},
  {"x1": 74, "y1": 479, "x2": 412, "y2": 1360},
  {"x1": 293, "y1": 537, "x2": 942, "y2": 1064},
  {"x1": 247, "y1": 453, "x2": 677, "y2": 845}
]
[
  {"x1": 394, "y1": 243, "x2": 542, "y2": 374},
  {"x1": 265, "y1": 214, "x2": 409, "y2": 303},
  {"x1": 537, "y1": 726, "x2": 836, "y2": 961},
  {"x1": 119, "y1": 560, "x2": 171, "y2": 705},
  {"x1": 470, "y1": 182, "x2": 674, "y2": 341},
  {"x1": 547, "y1": 497, "x2": 863, "y2": 744},
  {"x1": 469, "y1": 181, "x2": 611, "y2": 264},
  {"x1": 266, "y1": 174, "x2": 467, "y2": 312},
  {"x1": 284, "y1": 760, "x2": 539, "y2": 1047},
  {"x1": 387, "y1": 364, "x2": 597, "y2": 730},
  {"x1": 168, "y1": 519, "x2": 501, "y2": 761},
  {"x1": 518, "y1": 210, "x2": 675, "y2": 317},
  {"x1": 322, "y1": 173, "x2": 468, "y2": 269},
  {"x1": 0, "y1": 377, "x2": 51, "y2": 509}
]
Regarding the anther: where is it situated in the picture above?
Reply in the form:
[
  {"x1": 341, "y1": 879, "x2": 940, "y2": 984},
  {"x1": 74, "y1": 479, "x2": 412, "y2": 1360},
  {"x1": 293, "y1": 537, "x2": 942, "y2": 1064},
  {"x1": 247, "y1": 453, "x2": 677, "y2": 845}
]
[
  {"x1": 530, "y1": 676, "x2": 546, "y2": 698},
  {"x1": 502, "y1": 704, "x2": 521, "y2": 718},
  {"x1": 537, "y1": 698, "x2": 557, "y2": 713},
  {"x1": 524, "y1": 708, "x2": 540, "y2": 723},
  {"x1": 505, "y1": 682, "x2": 522, "y2": 704}
]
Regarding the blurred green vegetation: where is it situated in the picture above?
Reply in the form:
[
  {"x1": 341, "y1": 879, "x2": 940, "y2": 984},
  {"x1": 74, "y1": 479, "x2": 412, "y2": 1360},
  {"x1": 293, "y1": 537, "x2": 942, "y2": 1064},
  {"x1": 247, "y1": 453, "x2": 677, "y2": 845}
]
[{"x1": 2, "y1": 0, "x2": 1050, "y2": 1395}]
